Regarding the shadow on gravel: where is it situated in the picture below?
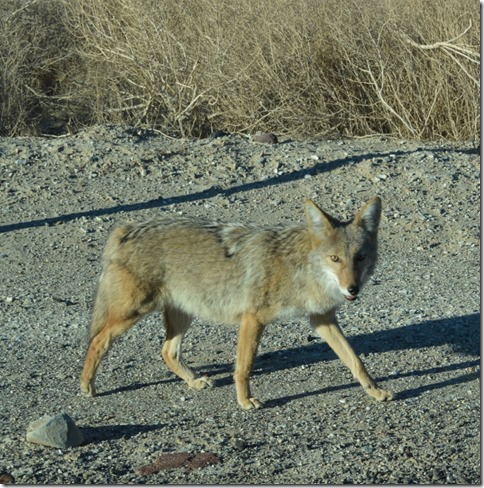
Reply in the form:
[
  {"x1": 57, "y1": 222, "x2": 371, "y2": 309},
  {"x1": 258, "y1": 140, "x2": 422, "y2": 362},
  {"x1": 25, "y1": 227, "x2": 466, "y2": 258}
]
[
  {"x1": 84, "y1": 313, "x2": 479, "y2": 407},
  {"x1": 350, "y1": 312, "x2": 480, "y2": 357},
  {"x1": 97, "y1": 378, "x2": 178, "y2": 398},
  {"x1": 0, "y1": 148, "x2": 415, "y2": 233},
  {"x1": 389, "y1": 361, "x2": 480, "y2": 401},
  {"x1": 197, "y1": 313, "x2": 480, "y2": 405},
  {"x1": 257, "y1": 312, "x2": 480, "y2": 364},
  {"x1": 263, "y1": 358, "x2": 480, "y2": 408},
  {"x1": 81, "y1": 423, "x2": 164, "y2": 443},
  {"x1": 205, "y1": 312, "x2": 480, "y2": 371}
]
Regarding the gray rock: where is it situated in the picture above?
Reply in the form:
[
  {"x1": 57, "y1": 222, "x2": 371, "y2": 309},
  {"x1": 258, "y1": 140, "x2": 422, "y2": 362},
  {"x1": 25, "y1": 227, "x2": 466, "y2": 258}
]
[
  {"x1": 26, "y1": 413, "x2": 84, "y2": 448},
  {"x1": 251, "y1": 132, "x2": 278, "y2": 144}
]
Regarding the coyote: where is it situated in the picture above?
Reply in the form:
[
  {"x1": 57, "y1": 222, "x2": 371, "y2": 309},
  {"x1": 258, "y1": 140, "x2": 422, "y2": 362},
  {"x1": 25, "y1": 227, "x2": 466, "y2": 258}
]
[{"x1": 80, "y1": 196, "x2": 393, "y2": 409}]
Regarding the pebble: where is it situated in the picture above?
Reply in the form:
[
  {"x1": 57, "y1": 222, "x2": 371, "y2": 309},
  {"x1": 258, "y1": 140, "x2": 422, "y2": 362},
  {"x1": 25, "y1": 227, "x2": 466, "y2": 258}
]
[{"x1": 233, "y1": 438, "x2": 246, "y2": 450}]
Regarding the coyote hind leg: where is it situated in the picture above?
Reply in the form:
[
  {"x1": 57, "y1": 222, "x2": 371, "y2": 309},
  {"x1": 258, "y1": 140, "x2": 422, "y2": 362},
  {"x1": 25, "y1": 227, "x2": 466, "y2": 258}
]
[
  {"x1": 80, "y1": 314, "x2": 139, "y2": 397},
  {"x1": 80, "y1": 264, "x2": 157, "y2": 397},
  {"x1": 161, "y1": 307, "x2": 213, "y2": 390}
]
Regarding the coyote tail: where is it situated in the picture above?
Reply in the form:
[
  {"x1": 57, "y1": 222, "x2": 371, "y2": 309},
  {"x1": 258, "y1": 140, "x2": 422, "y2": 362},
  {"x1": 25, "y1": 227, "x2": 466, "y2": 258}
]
[
  {"x1": 89, "y1": 278, "x2": 109, "y2": 339},
  {"x1": 88, "y1": 225, "x2": 131, "y2": 339}
]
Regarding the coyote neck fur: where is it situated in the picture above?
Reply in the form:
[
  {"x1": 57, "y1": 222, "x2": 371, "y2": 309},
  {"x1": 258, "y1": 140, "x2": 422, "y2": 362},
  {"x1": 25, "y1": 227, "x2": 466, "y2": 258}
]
[{"x1": 272, "y1": 228, "x2": 345, "y2": 319}]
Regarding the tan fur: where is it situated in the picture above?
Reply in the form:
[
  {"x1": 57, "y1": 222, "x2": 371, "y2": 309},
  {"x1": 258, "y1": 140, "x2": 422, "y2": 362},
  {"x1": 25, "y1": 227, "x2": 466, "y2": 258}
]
[{"x1": 80, "y1": 196, "x2": 393, "y2": 408}]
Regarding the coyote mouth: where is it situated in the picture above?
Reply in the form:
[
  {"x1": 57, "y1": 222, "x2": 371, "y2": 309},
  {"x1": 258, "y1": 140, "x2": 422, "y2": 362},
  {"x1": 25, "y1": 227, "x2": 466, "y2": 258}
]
[{"x1": 345, "y1": 295, "x2": 358, "y2": 302}]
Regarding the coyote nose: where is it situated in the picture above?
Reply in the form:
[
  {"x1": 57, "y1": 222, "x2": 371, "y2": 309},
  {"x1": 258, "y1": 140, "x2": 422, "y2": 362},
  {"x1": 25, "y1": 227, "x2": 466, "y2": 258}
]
[{"x1": 348, "y1": 286, "x2": 359, "y2": 296}]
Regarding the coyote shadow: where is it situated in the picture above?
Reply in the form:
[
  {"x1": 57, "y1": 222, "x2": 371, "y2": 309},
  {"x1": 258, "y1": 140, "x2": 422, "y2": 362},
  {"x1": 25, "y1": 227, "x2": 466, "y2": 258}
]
[
  {"x1": 261, "y1": 357, "x2": 480, "y2": 408},
  {"x1": 202, "y1": 313, "x2": 480, "y2": 374},
  {"x1": 91, "y1": 313, "x2": 479, "y2": 407},
  {"x1": 96, "y1": 377, "x2": 179, "y2": 398},
  {"x1": 199, "y1": 313, "x2": 480, "y2": 401}
]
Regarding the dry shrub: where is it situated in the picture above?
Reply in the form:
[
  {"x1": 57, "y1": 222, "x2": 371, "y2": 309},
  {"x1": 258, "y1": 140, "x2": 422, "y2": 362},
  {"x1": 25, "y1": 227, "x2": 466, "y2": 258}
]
[
  {"x1": 0, "y1": 0, "x2": 87, "y2": 134},
  {"x1": 0, "y1": 0, "x2": 479, "y2": 139}
]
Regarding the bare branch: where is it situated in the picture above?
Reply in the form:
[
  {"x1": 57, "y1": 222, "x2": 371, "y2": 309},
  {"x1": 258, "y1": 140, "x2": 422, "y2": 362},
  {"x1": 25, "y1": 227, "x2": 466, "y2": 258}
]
[
  {"x1": 392, "y1": 20, "x2": 478, "y2": 60},
  {"x1": 361, "y1": 61, "x2": 417, "y2": 137}
]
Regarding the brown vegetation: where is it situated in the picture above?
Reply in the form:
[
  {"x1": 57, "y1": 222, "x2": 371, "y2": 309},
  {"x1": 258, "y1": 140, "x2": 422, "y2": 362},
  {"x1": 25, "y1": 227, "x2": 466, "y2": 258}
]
[{"x1": 0, "y1": 0, "x2": 479, "y2": 139}]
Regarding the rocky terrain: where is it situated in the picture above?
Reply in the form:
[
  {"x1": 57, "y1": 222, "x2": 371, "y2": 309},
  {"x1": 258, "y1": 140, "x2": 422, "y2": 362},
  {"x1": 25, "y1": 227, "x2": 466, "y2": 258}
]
[{"x1": 0, "y1": 125, "x2": 480, "y2": 484}]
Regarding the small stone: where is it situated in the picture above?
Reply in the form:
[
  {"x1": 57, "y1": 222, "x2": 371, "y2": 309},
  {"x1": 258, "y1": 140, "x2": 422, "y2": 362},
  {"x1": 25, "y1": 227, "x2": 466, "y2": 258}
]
[
  {"x1": 26, "y1": 413, "x2": 84, "y2": 448},
  {"x1": 209, "y1": 130, "x2": 229, "y2": 139},
  {"x1": 234, "y1": 438, "x2": 246, "y2": 450},
  {"x1": 0, "y1": 472, "x2": 15, "y2": 484}
]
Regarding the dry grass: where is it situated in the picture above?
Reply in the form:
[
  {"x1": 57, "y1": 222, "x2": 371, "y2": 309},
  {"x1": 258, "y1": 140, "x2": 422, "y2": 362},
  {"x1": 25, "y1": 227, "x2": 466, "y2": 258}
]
[{"x1": 0, "y1": 0, "x2": 479, "y2": 139}]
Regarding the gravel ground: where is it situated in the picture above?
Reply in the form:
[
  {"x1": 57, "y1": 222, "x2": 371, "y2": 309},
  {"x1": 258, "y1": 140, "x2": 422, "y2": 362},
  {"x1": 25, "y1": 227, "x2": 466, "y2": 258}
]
[{"x1": 0, "y1": 125, "x2": 480, "y2": 484}]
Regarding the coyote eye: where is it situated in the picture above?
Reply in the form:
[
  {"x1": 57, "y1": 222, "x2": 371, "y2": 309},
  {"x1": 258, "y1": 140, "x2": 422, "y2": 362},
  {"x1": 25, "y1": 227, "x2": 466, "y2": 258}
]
[
  {"x1": 330, "y1": 255, "x2": 340, "y2": 262},
  {"x1": 356, "y1": 253, "x2": 367, "y2": 262}
]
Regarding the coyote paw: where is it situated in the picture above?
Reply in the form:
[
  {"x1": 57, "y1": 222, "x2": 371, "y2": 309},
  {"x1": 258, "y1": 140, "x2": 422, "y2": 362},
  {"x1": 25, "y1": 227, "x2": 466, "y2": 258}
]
[
  {"x1": 368, "y1": 387, "x2": 394, "y2": 402},
  {"x1": 238, "y1": 397, "x2": 264, "y2": 410},
  {"x1": 187, "y1": 376, "x2": 213, "y2": 390},
  {"x1": 80, "y1": 381, "x2": 96, "y2": 398}
]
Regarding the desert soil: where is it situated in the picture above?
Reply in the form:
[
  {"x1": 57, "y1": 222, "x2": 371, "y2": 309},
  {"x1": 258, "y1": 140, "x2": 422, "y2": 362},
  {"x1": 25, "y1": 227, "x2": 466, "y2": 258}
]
[{"x1": 0, "y1": 125, "x2": 480, "y2": 484}]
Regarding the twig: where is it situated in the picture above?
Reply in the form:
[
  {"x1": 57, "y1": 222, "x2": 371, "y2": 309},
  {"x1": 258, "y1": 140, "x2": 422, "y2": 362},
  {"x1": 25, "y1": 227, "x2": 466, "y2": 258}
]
[
  {"x1": 361, "y1": 61, "x2": 416, "y2": 137},
  {"x1": 397, "y1": 20, "x2": 476, "y2": 53},
  {"x1": 5, "y1": 0, "x2": 39, "y2": 22},
  {"x1": 25, "y1": 85, "x2": 74, "y2": 101},
  {"x1": 391, "y1": 20, "x2": 479, "y2": 86}
]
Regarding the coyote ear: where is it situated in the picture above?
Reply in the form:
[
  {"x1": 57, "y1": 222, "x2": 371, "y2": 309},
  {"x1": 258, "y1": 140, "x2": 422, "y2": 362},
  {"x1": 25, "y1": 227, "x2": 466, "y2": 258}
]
[
  {"x1": 305, "y1": 199, "x2": 334, "y2": 234},
  {"x1": 354, "y1": 196, "x2": 382, "y2": 234}
]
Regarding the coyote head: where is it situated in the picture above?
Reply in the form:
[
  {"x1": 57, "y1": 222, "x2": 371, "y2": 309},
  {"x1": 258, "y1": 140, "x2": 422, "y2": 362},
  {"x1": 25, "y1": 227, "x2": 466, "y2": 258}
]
[{"x1": 305, "y1": 196, "x2": 381, "y2": 302}]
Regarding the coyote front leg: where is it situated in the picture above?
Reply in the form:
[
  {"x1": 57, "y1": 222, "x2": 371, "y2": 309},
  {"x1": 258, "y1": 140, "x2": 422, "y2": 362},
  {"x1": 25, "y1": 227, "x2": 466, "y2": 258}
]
[
  {"x1": 310, "y1": 311, "x2": 393, "y2": 401},
  {"x1": 234, "y1": 313, "x2": 266, "y2": 409}
]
